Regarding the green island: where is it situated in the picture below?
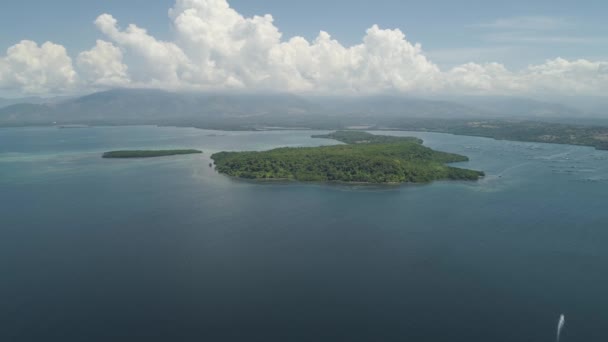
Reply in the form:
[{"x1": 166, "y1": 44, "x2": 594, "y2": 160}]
[
  {"x1": 102, "y1": 149, "x2": 202, "y2": 158},
  {"x1": 311, "y1": 130, "x2": 424, "y2": 145},
  {"x1": 211, "y1": 131, "x2": 484, "y2": 184}
]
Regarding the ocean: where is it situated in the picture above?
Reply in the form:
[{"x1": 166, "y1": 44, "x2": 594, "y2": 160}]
[{"x1": 1, "y1": 126, "x2": 607, "y2": 342}]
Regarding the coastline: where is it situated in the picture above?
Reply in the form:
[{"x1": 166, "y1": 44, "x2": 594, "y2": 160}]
[{"x1": 2, "y1": 123, "x2": 607, "y2": 151}]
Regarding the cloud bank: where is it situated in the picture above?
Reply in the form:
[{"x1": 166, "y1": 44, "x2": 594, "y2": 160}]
[
  {"x1": 0, "y1": 41, "x2": 78, "y2": 94},
  {"x1": 1, "y1": 0, "x2": 607, "y2": 96}
]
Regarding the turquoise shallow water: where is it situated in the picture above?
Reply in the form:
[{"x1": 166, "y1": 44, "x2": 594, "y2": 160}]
[{"x1": 1, "y1": 126, "x2": 607, "y2": 342}]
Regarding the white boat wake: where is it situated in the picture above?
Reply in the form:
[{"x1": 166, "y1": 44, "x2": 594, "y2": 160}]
[{"x1": 556, "y1": 314, "x2": 565, "y2": 342}]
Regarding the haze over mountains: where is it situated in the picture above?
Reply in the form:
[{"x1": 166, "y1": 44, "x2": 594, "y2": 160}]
[
  {"x1": 0, "y1": 89, "x2": 605, "y2": 129},
  {"x1": 0, "y1": 96, "x2": 74, "y2": 109}
]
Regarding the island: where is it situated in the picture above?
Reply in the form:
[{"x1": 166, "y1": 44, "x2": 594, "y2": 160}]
[
  {"x1": 211, "y1": 131, "x2": 484, "y2": 184},
  {"x1": 102, "y1": 149, "x2": 202, "y2": 158},
  {"x1": 311, "y1": 131, "x2": 423, "y2": 145}
]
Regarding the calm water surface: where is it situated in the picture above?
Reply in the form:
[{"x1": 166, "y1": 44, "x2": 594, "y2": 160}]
[{"x1": 1, "y1": 126, "x2": 607, "y2": 342}]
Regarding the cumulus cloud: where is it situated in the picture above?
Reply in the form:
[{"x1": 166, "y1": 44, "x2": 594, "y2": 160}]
[
  {"x1": 94, "y1": 13, "x2": 195, "y2": 88},
  {"x1": 93, "y1": 0, "x2": 442, "y2": 93},
  {"x1": 445, "y1": 58, "x2": 608, "y2": 95},
  {"x1": 77, "y1": 40, "x2": 129, "y2": 87},
  {"x1": 523, "y1": 58, "x2": 608, "y2": 94},
  {"x1": 1, "y1": 0, "x2": 607, "y2": 96},
  {"x1": 0, "y1": 40, "x2": 77, "y2": 94}
]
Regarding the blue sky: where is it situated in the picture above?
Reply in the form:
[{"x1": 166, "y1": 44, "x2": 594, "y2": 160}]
[
  {"x1": 2, "y1": 0, "x2": 606, "y2": 68},
  {"x1": 0, "y1": 0, "x2": 607, "y2": 97}
]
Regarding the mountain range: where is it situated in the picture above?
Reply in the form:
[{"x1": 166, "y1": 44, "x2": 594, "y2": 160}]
[{"x1": 0, "y1": 89, "x2": 605, "y2": 129}]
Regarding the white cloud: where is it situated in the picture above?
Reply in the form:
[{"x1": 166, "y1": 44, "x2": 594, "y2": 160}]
[
  {"x1": 101, "y1": 0, "x2": 441, "y2": 93},
  {"x1": 471, "y1": 16, "x2": 604, "y2": 46},
  {"x1": 523, "y1": 58, "x2": 608, "y2": 94},
  {"x1": 0, "y1": 40, "x2": 77, "y2": 94},
  {"x1": 481, "y1": 32, "x2": 607, "y2": 45},
  {"x1": 444, "y1": 58, "x2": 608, "y2": 96},
  {"x1": 472, "y1": 16, "x2": 568, "y2": 31},
  {"x1": 1, "y1": 0, "x2": 607, "y2": 97},
  {"x1": 426, "y1": 46, "x2": 517, "y2": 69},
  {"x1": 77, "y1": 40, "x2": 129, "y2": 87},
  {"x1": 446, "y1": 62, "x2": 521, "y2": 94},
  {"x1": 94, "y1": 13, "x2": 194, "y2": 87}
]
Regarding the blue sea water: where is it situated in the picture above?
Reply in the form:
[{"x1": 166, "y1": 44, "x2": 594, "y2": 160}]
[{"x1": 1, "y1": 126, "x2": 607, "y2": 342}]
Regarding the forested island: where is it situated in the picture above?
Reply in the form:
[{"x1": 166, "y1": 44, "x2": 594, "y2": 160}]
[
  {"x1": 102, "y1": 149, "x2": 202, "y2": 158},
  {"x1": 211, "y1": 131, "x2": 484, "y2": 184},
  {"x1": 311, "y1": 131, "x2": 423, "y2": 145}
]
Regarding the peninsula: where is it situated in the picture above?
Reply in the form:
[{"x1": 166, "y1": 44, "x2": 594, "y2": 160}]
[
  {"x1": 211, "y1": 131, "x2": 484, "y2": 184},
  {"x1": 102, "y1": 149, "x2": 202, "y2": 158}
]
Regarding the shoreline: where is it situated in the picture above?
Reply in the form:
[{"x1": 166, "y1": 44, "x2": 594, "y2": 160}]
[{"x1": 2, "y1": 123, "x2": 607, "y2": 151}]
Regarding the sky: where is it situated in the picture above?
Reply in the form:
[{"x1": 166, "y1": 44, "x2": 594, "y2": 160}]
[{"x1": 0, "y1": 0, "x2": 607, "y2": 97}]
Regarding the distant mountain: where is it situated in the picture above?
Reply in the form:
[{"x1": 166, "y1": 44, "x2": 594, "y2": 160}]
[
  {"x1": 0, "y1": 97, "x2": 44, "y2": 108},
  {"x1": 444, "y1": 95, "x2": 589, "y2": 119},
  {"x1": 0, "y1": 96, "x2": 74, "y2": 109},
  {"x1": 543, "y1": 96, "x2": 608, "y2": 117},
  {"x1": 0, "y1": 89, "x2": 321, "y2": 127},
  {"x1": 1, "y1": 88, "x2": 605, "y2": 128},
  {"x1": 309, "y1": 95, "x2": 488, "y2": 118}
]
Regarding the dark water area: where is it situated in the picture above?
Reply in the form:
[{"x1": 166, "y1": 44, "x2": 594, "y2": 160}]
[{"x1": 1, "y1": 126, "x2": 607, "y2": 342}]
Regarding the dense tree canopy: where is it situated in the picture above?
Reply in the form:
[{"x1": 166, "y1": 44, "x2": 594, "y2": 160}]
[{"x1": 211, "y1": 131, "x2": 483, "y2": 183}]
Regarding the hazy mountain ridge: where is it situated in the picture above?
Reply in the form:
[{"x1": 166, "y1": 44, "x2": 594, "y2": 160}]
[
  {"x1": 442, "y1": 95, "x2": 593, "y2": 119},
  {"x1": 0, "y1": 89, "x2": 606, "y2": 128},
  {"x1": 0, "y1": 96, "x2": 74, "y2": 109},
  {"x1": 0, "y1": 89, "x2": 321, "y2": 127}
]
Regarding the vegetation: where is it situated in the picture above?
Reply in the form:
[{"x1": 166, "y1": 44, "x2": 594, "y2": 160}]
[
  {"x1": 211, "y1": 131, "x2": 483, "y2": 184},
  {"x1": 312, "y1": 131, "x2": 423, "y2": 145},
  {"x1": 376, "y1": 119, "x2": 608, "y2": 150},
  {"x1": 448, "y1": 120, "x2": 608, "y2": 150},
  {"x1": 3, "y1": 90, "x2": 608, "y2": 151},
  {"x1": 102, "y1": 149, "x2": 202, "y2": 158}
]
